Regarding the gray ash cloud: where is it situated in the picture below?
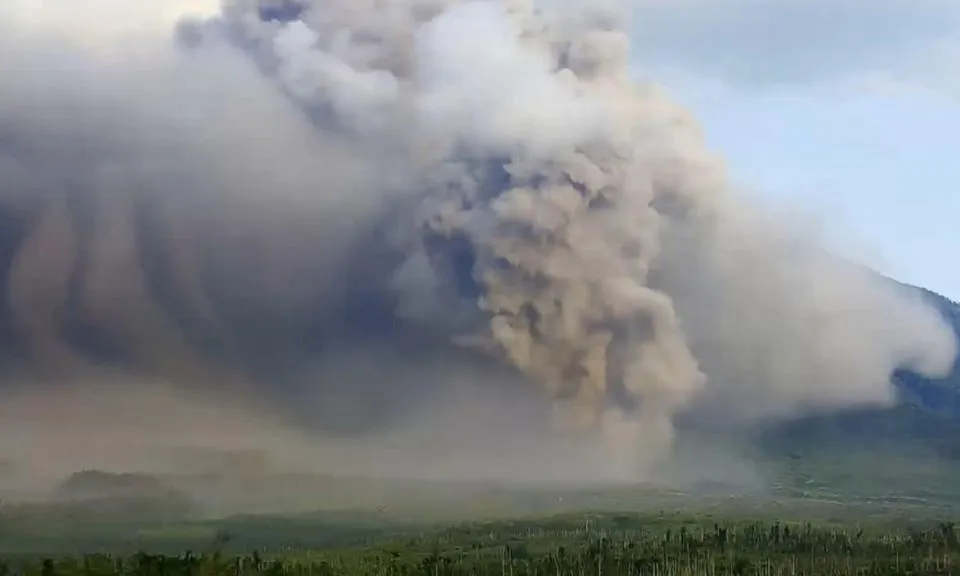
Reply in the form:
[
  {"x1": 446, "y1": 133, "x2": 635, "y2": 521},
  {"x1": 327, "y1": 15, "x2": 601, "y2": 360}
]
[{"x1": 0, "y1": 0, "x2": 954, "y2": 481}]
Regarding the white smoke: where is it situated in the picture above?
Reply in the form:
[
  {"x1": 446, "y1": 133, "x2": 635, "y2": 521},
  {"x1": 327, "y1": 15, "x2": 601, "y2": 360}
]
[{"x1": 0, "y1": 0, "x2": 955, "y2": 484}]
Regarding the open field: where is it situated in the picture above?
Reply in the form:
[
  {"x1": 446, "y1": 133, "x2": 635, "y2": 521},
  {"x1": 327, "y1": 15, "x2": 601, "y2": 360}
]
[
  {"x1": 1, "y1": 509, "x2": 960, "y2": 575},
  {"x1": 0, "y1": 402, "x2": 957, "y2": 572},
  {"x1": 0, "y1": 436, "x2": 956, "y2": 574}
]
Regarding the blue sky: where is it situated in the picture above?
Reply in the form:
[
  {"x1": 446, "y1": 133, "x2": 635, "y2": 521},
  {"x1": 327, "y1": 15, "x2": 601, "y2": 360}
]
[{"x1": 628, "y1": 0, "x2": 960, "y2": 300}]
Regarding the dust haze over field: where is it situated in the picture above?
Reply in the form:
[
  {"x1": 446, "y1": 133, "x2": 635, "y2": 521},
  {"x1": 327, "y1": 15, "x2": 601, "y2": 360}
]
[{"x1": 0, "y1": 0, "x2": 955, "y2": 499}]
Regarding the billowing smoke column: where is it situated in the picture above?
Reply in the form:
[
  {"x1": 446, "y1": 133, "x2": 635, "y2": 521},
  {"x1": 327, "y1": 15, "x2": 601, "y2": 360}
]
[
  {"x1": 206, "y1": 0, "x2": 720, "y2": 459},
  {"x1": 0, "y1": 0, "x2": 956, "y2": 478}
]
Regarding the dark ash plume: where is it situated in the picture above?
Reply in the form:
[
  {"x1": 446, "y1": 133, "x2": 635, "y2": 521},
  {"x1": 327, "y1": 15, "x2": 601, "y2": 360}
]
[{"x1": 0, "y1": 0, "x2": 954, "y2": 482}]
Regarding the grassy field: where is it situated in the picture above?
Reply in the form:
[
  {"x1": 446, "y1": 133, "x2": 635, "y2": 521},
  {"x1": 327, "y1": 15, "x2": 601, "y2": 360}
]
[
  {"x1": 1, "y1": 510, "x2": 959, "y2": 575},
  {"x1": 1, "y1": 469, "x2": 959, "y2": 574},
  {"x1": 0, "y1": 428, "x2": 958, "y2": 574},
  {"x1": 3, "y1": 466, "x2": 958, "y2": 554}
]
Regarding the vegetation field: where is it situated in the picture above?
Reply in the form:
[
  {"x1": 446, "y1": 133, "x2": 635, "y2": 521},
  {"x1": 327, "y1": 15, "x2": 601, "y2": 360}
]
[
  {"x1": 1, "y1": 410, "x2": 959, "y2": 575},
  {"x1": 2, "y1": 511, "x2": 960, "y2": 576}
]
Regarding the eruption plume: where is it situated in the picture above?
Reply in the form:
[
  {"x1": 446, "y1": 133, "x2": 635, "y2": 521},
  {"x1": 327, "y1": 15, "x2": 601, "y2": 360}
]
[{"x1": 0, "y1": 0, "x2": 954, "y2": 483}]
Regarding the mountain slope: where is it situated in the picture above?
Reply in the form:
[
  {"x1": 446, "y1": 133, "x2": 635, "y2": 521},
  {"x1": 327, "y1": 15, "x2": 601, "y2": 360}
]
[
  {"x1": 893, "y1": 286, "x2": 960, "y2": 417},
  {"x1": 757, "y1": 283, "x2": 960, "y2": 464}
]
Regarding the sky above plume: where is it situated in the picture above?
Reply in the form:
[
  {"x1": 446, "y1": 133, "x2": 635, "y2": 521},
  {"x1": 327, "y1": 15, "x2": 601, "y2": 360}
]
[{"x1": 628, "y1": 0, "x2": 960, "y2": 300}]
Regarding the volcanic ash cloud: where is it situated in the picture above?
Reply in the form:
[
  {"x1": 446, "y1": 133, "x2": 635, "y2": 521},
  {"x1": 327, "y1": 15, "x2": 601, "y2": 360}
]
[{"x1": 0, "y1": 0, "x2": 955, "y2": 480}]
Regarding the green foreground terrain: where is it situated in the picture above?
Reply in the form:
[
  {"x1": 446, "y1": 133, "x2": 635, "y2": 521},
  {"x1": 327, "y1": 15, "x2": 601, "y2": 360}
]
[
  {"x1": 0, "y1": 394, "x2": 958, "y2": 574},
  {"x1": 3, "y1": 465, "x2": 960, "y2": 576},
  {"x1": 2, "y1": 509, "x2": 959, "y2": 576},
  {"x1": 0, "y1": 416, "x2": 959, "y2": 574}
]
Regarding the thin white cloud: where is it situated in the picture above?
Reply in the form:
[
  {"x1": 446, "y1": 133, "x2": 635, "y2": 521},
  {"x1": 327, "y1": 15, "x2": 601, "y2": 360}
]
[
  {"x1": 629, "y1": 0, "x2": 960, "y2": 93},
  {"x1": 855, "y1": 37, "x2": 960, "y2": 99}
]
